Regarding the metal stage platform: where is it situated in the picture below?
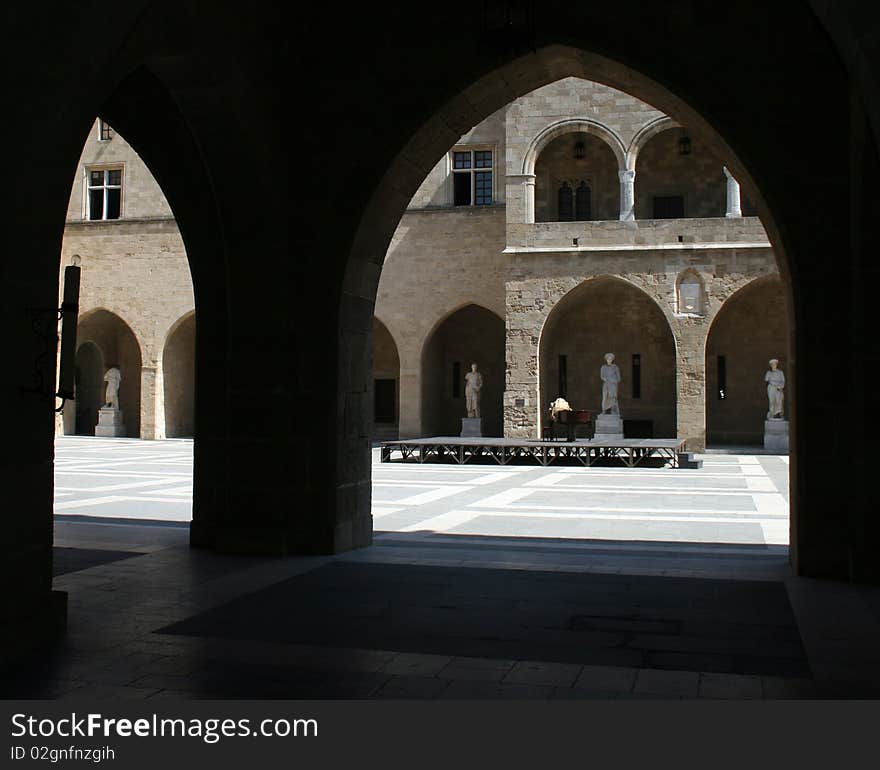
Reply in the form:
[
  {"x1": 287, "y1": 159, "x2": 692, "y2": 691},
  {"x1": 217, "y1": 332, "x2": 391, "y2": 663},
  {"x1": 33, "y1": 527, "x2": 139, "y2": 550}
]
[{"x1": 380, "y1": 437, "x2": 699, "y2": 468}]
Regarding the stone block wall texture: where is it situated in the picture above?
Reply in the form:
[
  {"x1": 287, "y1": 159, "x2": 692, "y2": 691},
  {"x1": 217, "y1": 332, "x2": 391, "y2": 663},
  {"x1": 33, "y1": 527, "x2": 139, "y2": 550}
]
[
  {"x1": 375, "y1": 206, "x2": 507, "y2": 437},
  {"x1": 505, "y1": 77, "x2": 664, "y2": 178},
  {"x1": 407, "y1": 107, "x2": 508, "y2": 209},
  {"x1": 58, "y1": 224, "x2": 194, "y2": 438}
]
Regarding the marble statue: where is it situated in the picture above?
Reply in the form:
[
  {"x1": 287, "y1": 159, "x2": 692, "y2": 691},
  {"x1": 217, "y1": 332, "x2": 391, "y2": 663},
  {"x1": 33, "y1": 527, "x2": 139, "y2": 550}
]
[
  {"x1": 550, "y1": 396, "x2": 571, "y2": 419},
  {"x1": 765, "y1": 358, "x2": 785, "y2": 419},
  {"x1": 103, "y1": 367, "x2": 121, "y2": 410},
  {"x1": 600, "y1": 353, "x2": 621, "y2": 415},
  {"x1": 464, "y1": 363, "x2": 483, "y2": 418}
]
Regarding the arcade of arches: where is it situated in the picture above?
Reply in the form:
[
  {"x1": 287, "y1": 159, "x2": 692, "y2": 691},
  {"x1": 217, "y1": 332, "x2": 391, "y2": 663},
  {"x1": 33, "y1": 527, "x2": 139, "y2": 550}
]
[{"x1": 6, "y1": 2, "x2": 880, "y2": 672}]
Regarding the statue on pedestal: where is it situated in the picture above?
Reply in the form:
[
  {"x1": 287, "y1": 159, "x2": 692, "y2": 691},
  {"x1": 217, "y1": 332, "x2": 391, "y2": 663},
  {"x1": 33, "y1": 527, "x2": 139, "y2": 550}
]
[
  {"x1": 464, "y1": 363, "x2": 483, "y2": 418},
  {"x1": 765, "y1": 358, "x2": 785, "y2": 419},
  {"x1": 600, "y1": 353, "x2": 621, "y2": 415},
  {"x1": 103, "y1": 367, "x2": 122, "y2": 410}
]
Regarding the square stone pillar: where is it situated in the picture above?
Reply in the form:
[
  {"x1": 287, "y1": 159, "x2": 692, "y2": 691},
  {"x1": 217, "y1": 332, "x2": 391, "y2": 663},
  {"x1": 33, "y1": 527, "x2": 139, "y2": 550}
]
[
  {"x1": 675, "y1": 323, "x2": 708, "y2": 451},
  {"x1": 139, "y1": 363, "x2": 165, "y2": 440}
]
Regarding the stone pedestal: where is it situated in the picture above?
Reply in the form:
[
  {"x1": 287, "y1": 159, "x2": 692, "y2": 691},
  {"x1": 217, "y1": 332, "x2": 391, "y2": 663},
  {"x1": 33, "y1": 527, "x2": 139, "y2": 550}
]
[
  {"x1": 460, "y1": 417, "x2": 482, "y2": 437},
  {"x1": 594, "y1": 413, "x2": 624, "y2": 440},
  {"x1": 764, "y1": 419, "x2": 789, "y2": 452},
  {"x1": 95, "y1": 407, "x2": 126, "y2": 437}
]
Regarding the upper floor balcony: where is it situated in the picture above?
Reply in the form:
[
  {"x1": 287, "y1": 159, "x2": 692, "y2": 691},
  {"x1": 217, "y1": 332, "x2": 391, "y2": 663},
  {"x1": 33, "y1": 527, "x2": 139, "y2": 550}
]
[{"x1": 504, "y1": 215, "x2": 769, "y2": 254}]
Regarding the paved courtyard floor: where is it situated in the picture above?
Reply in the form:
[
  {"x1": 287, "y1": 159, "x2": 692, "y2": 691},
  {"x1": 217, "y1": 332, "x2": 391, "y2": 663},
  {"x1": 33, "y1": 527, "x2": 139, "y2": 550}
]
[
  {"x1": 7, "y1": 436, "x2": 876, "y2": 699},
  {"x1": 56, "y1": 436, "x2": 790, "y2": 548}
]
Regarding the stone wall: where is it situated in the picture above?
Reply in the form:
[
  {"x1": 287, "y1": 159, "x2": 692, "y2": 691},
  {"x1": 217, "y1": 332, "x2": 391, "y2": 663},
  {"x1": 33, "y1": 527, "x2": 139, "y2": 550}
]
[
  {"x1": 58, "y1": 219, "x2": 194, "y2": 439},
  {"x1": 507, "y1": 215, "x2": 769, "y2": 252},
  {"x1": 406, "y1": 107, "x2": 507, "y2": 209},
  {"x1": 504, "y1": 245, "x2": 781, "y2": 448},
  {"x1": 375, "y1": 205, "x2": 506, "y2": 437}
]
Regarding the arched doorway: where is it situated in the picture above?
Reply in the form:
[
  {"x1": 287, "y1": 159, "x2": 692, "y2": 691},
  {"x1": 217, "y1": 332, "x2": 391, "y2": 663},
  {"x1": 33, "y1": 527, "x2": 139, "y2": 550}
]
[
  {"x1": 539, "y1": 277, "x2": 677, "y2": 438},
  {"x1": 372, "y1": 318, "x2": 400, "y2": 441},
  {"x1": 706, "y1": 276, "x2": 790, "y2": 446},
  {"x1": 421, "y1": 304, "x2": 505, "y2": 437},
  {"x1": 75, "y1": 309, "x2": 142, "y2": 438},
  {"x1": 163, "y1": 312, "x2": 196, "y2": 438},
  {"x1": 68, "y1": 341, "x2": 104, "y2": 436}
]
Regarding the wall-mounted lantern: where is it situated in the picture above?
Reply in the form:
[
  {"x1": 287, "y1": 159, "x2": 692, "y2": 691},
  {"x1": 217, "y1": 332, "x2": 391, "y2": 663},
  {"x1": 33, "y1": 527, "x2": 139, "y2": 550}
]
[
  {"x1": 574, "y1": 140, "x2": 586, "y2": 160},
  {"x1": 678, "y1": 136, "x2": 692, "y2": 156}
]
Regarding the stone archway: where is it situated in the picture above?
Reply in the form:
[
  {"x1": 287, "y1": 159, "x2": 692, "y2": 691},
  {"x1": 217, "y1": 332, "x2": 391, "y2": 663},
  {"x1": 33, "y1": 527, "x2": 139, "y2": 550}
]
[
  {"x1": 76, "y1": 309, "x2": 143, "y2": 438},
  {"x1": 163, "y1": 312, "x2": 196, "y2": 438},
  {"x1": 69, "y1": 341, "x2": 104, "y2": 436},
  {"x1": 539, "y1": 277, "x2": 677, "y2": 438},
  {"x1": 706, "y1": 276, "x2": 790, "y2": 446},
  {"x1": 534, "y1": 131, "x2": 620, "y2": 222},
  {"x1": 372, "y1": 317, "x2": 400, "y2": 440},
  {"x1": 421, "y1": 304, "x2": 505, "y2": 438},
  {"x1": 634, "y1": 125, "x2": 727, "y2": 219}
]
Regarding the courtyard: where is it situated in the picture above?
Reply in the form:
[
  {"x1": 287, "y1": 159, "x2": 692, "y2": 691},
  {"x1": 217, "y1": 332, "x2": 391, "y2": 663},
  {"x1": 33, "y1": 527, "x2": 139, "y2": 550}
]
[
  {"x1": 22, "y1": 436, "x2": 880, "y2": 700},
  {"x1": 56, "y1": 436, "x2": 789, "y2": 552}
]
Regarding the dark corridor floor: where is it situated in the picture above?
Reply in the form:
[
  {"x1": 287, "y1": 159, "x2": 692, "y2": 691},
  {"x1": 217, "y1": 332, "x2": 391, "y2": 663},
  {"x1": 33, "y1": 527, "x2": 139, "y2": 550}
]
[
  {"x1": 4, "y1": 520, "x2": 879, "y2": 699},
  {"x1": 160, "y1": 561, "x2": 809, "y2": 678}
]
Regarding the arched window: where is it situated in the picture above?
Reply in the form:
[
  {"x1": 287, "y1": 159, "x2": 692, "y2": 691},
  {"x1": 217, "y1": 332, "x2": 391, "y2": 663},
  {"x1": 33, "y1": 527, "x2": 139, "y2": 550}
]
[
  {"x1": 677, "y1": 271, "x2": 705, "y2": 315},
  {"x1": 557, "y1": 181, "x2": 573, "y2": 221},
  {"x1": 575, "y1": 181, "x2": 591, "y2": 221}
]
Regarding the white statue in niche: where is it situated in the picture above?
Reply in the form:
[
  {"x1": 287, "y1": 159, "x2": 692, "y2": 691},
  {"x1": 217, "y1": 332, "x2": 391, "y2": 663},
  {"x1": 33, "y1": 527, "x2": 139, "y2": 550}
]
[
  {"x1": 464, "y1": 363, "x2": 483, "y2": 418},
  {"x1": 600, "y1": 353, "x2": 621, "y2": 415},
  {"x1": 765, "y1": 358, "x2": 785, "y2": 419},
  {"x1": 103, "y1": 367, "x2": 122, "y2": 409}
]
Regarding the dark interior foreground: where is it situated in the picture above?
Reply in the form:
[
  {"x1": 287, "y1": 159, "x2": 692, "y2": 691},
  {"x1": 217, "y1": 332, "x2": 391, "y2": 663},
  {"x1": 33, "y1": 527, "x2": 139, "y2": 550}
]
[{"x1": 3, "y1": 1, "x2": 880, "y2": 697}]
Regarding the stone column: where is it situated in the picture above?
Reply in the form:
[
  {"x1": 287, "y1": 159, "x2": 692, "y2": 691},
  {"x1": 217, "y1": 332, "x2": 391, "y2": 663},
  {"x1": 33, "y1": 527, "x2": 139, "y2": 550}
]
[
  {"x1": 396, "y1": 348, "x2": 422, "y2": 439},
  {"x1": 723, "y1": 166, "x2": 742, "y2": 218},
  {"x1": 674, "y1": 323, "x2": 708, "y2": 451},
  {"x1": 140, "y1": 363, "x2": 165, "y2": 440},
  {"x1": 505, "y1": 173, "x2": 536, "y2": 225},
  {"x1": 504, "y1": 289, "x2": 542, "y2": 439},
  {"x1": 523, "y1": 174, "x2": 536, "y2": 224},
  {"x1": 619, "y1": 169, "x2": 636, "y2": 221}
]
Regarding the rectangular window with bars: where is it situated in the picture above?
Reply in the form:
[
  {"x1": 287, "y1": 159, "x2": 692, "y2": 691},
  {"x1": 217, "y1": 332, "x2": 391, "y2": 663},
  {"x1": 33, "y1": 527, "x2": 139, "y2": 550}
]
[
  {"x1": 87, "y1": 168, "x2": 122, "y2": 220},
  {"x1": 452, "y1": 148, "x2": 493, "y2": 206}
]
